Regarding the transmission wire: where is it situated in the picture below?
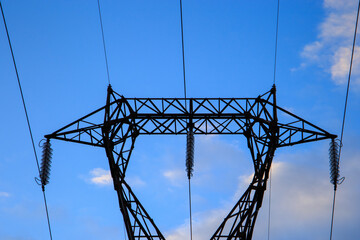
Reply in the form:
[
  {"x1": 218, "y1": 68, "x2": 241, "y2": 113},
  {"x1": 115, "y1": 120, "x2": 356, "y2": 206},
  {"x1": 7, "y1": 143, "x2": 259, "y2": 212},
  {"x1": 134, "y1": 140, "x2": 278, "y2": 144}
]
[
  {"x1": 0, "y1": 2, "x2": 53, "y2": 239},
  {"x1": 188, "y1": 179, "x2": 193, "y2": 240},
  {"x1": 330, "y1": 190, "x2": 337, "y2": 240},
  {"x1": 268, "y1": 1, "x2": 280, "y2": 239},
  {"x1": 330, "y1": 0, "x2": 360, "y2": 239},
  {"x1": 180, "y1": 0, "x2": 188, "y2": 110},
  {"x1": 273, "y1": 0, "x2": 280, "y2": 85},
  {"x1": 267, "y1": 168, "x2": 272, "y2": 240},
  {"x1": 179, "y1": 1, "x2": 192, "y2": 240},
  {"x1": 97, "y1": 0, "x2": 111, "y2": 85}
]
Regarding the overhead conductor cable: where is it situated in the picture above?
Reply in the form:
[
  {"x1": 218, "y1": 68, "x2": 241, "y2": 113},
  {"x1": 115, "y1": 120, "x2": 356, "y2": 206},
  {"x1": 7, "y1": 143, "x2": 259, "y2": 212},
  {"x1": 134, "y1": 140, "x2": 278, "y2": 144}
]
[
  {"x1": 0, "y1": 1, "x2": 53, "y2": 239},
  {"x1": 268, "y1": 1, "x2": 280, "y2": 240},
  {"x1": 329, "y1": 0, "x2": 359, "y2": 239},
  {"x1": 97, "y1": 0, "x2": 111, "y2": 85},
  {"x1": 179, "y1": 0, "x2": 194, "y2": 240}
]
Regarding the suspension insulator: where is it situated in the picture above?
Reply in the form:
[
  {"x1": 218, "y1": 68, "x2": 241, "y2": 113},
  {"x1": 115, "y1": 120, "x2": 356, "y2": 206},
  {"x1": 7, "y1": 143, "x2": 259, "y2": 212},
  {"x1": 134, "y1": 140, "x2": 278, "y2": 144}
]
[
  {"x1": 40, "y1": 138, "x2": 53, "y2": 186},
  {"x1": 329, "y1": 139, "x2": 340, "y2": 187},
  {"x1": 186, "y1": 130, "x2": 194, "y2": 179}
]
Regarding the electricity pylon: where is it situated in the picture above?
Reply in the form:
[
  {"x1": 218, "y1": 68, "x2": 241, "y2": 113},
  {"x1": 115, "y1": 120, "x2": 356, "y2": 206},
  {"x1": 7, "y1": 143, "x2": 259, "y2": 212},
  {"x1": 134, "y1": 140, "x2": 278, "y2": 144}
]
[{"x1": 44, "y1": 85, "x2": 336, "y2": 239}]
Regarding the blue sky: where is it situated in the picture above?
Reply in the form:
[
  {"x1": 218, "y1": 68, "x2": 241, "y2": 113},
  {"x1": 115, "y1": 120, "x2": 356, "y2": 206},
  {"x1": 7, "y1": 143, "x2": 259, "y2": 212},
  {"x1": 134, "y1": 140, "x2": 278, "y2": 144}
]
[{"x1": 1, "y1": 0, "x2": 360, "y2": 239}]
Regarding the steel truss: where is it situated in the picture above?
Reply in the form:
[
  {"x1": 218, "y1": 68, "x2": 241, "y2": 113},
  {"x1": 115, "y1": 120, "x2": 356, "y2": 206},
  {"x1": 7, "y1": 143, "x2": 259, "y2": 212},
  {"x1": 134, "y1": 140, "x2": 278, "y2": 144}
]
[{"x1": 45, "y1": 85, "x2": 336, "y2": 240}]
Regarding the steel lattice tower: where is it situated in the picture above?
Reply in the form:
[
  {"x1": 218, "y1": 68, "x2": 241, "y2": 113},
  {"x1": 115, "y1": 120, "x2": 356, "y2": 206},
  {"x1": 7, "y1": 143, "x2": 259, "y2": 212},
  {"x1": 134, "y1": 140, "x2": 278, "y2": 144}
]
[{"x1": 45, "y1": 85, "x2": 336, "y2": 240}]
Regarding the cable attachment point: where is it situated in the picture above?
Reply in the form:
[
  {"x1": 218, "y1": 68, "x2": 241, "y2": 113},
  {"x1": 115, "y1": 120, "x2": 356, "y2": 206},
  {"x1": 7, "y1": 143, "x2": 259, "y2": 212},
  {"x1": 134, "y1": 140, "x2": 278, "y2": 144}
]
[
  {"x1": 329, "y1": 139, "x2": 344, "y2": 190},
  {"x1": 40, "y1": 138, "x2": 53, "y2": 188},
  {"x1": 186, "y1": 126, "x2": 195, "y2": 179}
]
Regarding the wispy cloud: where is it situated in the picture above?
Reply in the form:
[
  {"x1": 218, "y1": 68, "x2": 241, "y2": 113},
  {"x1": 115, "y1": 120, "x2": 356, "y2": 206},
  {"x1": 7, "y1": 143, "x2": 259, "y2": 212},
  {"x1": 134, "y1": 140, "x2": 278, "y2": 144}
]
[
  {"x1": 299, "y1": 0, "x2": 360, "y2": 86},
  {"x1": 161, "y1": 135, "x2": 246, "y2": 195},
  {"x1": 127, "y1": 176, "x2": 146, "y2": 187},
  {"x1": 0, "y1": 192, "x2": 10, "y2": 198},
  {"x1": 86, "y1": 168, "x2": 146, "y2": 187},
  {"x1": 164, "y1": 147, "x2": 360, "y2": 239},
  {"x1": 163, "y1": 169, "x2": 185, "y2": 187},
  {"x1": 89, "y1": 168, "x2": 112, "y2": 186},
  {"x1": 331, "y1": 46, "x2": 360, "y2": 84},
  {"x1": 166, "y1": 209, "x2": 228, "y2": 240}
]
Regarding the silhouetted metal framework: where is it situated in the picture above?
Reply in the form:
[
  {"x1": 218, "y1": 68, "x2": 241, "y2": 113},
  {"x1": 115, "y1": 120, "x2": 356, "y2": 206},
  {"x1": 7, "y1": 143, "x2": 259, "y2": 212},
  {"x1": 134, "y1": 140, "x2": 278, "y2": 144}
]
[{"x1": 45, "y1": 85, "x2": 336, "y2": 240}]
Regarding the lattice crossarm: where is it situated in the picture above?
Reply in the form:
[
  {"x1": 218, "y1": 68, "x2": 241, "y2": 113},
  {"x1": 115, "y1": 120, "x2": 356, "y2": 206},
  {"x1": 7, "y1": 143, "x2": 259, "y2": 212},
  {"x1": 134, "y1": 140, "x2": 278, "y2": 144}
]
[
  {"x1": 277, "y1": 123, "x2": 336, "y2": 147},
  {"x1": 45, "y1": 100, "x2": 111, "y2": 146},
  {"x1": 44, "y1": 101, "x2": 136, "y2": 147},
  {"x1": 256, "y1": 103, "x2": 338, "y2": 147},
  {"x1": 46, "y1": 123, "x2": 105, "y2": 147}
]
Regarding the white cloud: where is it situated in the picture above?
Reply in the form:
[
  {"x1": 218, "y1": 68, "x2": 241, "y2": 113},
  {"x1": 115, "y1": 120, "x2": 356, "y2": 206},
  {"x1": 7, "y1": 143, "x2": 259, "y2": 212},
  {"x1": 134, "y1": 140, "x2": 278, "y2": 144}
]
[
  {"x1": 162, "y1": 135, "x2": 246, "y2": 189},
  {"x1": 300, "y1": 0, "x2": 360, "y2": 86},
  {"x1": 233, "y1": 172, "x2": 253, "y2": 200},
  {"x1": 301, "y1": 41, "x2": 323, "y2": 62},
  {"x1": 269, "y1": 161, "x2": 331, "y2": 221},
  {"x1": 0, "y1": 192, "x2": 10, "y2": 198},
  {"x1": 256, "y1": 149, "x2": 360, "y2": 239},
  {"x1": 166, "y1": 209, "x2": 228, "y2": 240},
  {"x1": 163, "y1": 169, "x2": 185, "y2": 186},
  {"x1": 163, "y1": 147, "x2": 360, "y2": 239},
  {"x1": 331, "y1": 46, "x2": 360, "y2": 84},
  {"x1": 127, "y1": 176, "x2": 146, "y2": 187},
  {"x1": 331, "y1": 47, "x2": 352, "y2": 83},
  {"x1": 319, "y1": 12, "x2": 355, "y2": 40},
  {"x1": 89, "y1": 168, "x2": 112, "y2": 186},
  {"x1": 87, "y1": 168, "x2": 146, "y2": 187},
  {"x1": 324, "y1": 0, "x2": 356, "y2": 11}
]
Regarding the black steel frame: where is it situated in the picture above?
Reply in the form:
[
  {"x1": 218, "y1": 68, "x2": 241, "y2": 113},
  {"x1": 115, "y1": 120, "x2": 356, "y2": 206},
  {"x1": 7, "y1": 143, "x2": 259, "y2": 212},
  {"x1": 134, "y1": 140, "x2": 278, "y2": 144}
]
[{"x1": 45, "y1": 85, "x2": 336, "y2": 240}]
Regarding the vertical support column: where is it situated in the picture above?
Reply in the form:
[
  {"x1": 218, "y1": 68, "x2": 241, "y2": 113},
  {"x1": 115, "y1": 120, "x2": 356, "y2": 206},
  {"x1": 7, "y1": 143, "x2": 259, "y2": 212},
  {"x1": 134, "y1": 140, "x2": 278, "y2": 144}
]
[
  {"x1": 211, "y1": 89, "x2": 279, "y2": 240},
  {"x1": 103, "y1": 134, "x2": 135, "y2": 240},
  {"x1": 103, "y1": 86, "x2": 135, "y2": 240},
  {"x1": 102, "y1": 85, "x2": 165, "y2": 240}
]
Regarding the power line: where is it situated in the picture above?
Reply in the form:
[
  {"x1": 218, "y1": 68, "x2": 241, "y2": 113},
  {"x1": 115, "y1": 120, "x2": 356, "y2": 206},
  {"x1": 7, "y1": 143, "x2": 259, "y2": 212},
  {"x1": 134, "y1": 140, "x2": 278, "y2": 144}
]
[
  {"x1": 329, "y1": 190, "x2": 337, "y2": 240},
  {"x1": 0, "y1": 2, "x2": 53, "y2": 239},
  {"x1": 338, "y1": 0, "x2": 360, "y2": 158},
  {"x1": 268, "y1": 1, "x2": 280, "y2": 239},
  {"x1": 179, "y1": 1, "x2": 192, "y2": 240},
  {"x1": 273, "y1": 0, "x2": 280, "y2": 85},
  {"x1": 97, "y1": 0, "x2": 111, "y2": 85},
  {"x1": 330, "y1": 0, "x2": 360, "y2": 239},
  {"x1": 188, "y1": 179, "x2": 193, "y2": 240},
  {"x1": 267, "y1": 168, "x2": 272, "y2": 240},
  {"x1": 180, "y1": 0, "x2": 187, "y2": 109}
]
